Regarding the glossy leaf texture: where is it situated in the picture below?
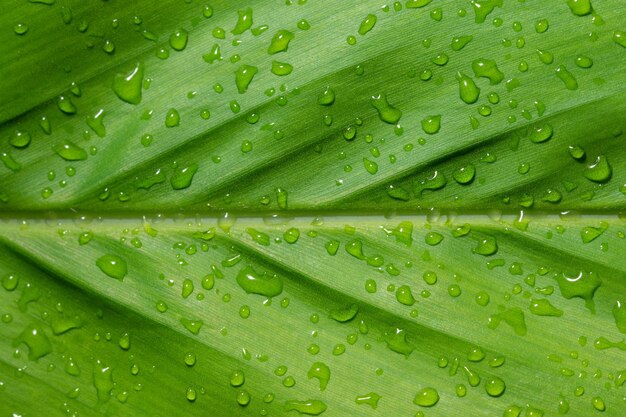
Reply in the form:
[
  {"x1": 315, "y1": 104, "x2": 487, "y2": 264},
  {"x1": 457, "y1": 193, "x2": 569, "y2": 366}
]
[
  {"x1": 0, "y1": 0, "x2": 625, "y2": 416},
  {"x1": 1, "y1": 215, "x2": 625, "y2": 416},
  {"x1": 0, "y1": 0, "x2": 624, "y2": 212}
]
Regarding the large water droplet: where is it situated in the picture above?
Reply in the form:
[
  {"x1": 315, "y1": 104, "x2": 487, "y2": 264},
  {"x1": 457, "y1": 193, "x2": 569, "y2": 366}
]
[
  {"x1": 236, "y1": 266, "x2": 283, "y2": 297},
  {"x1": 112, "y1": 63, "x2": 144, "y2": 104},
  {"x1": 96, "y1": 254, "x2": 127, "y2": 280}
]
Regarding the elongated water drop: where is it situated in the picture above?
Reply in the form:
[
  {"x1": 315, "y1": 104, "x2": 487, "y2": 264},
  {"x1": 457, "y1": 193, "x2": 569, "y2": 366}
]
[
  {"x1": 358, "y1": 14, "x2": 377, "y2": 35},
  {"x1": 555, "y1": 65, "x2": 578, "y2": 90},
  {"x1": 53, "y1": 141, "x2": 87, "y2": 161},
  {"x1": 165, "y1": 108, "x2": 180, "y2": 127},
  {"x1": 284, "y1": 400, "x2": 327, "y2": 415},
  {"x1": 451, "y1": 35, "x2": 473, "y2": 51},
  {"x1": 86, "y1": 109, "x2": 106, "y2": 137},
  {"x1": 456, "y1": 72, "x2": 480, "y2": 104},
  {"x1": 236, "y1": 266, "x2": 283, "y2": 297},
  {"x1": 93, "y1": 359, "x2": 114, "y2": 401},
  {"x1": 370, "y1": 94, "x2": 402, "y2": 124},
  {"x1": 406, "y1": 0, "x2": 432, "y2": 8}
]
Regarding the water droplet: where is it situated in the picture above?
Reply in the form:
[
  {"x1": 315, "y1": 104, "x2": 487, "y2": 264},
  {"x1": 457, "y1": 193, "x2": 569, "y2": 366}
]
[
  {"x1": 118, "y1": 332, "x2": 130, "y2": 350},
  {"x1": 165, "y1": 108, "x2": 180, "y2": 127},
  {"x1": 9, "y1": 131, "x2": 31, "y2": 148},
  {"x1": 613, "y1": 31, "x2": 626, "y2": 47},
  {"x1": 181, "y1": 278, "x2": 194, "y2": 298},
  {"x1": 230, "y1": 370, "x2": 245, "y2": 387},
  {"x1": 370, "y1": 93, "x2": 402, "y2": 124},
  {"x1": 170, "y1": 163, "x2": 198, "y2": 189},
  {"x1": 453, "y1": 164, "x2": 476, "y2": 184},
  {"x1": 358, "y1": 14, "x2": 377, "y2": 35},
  {"x1": 425, "y1": 232, "x2": 443, "y2": 246},
  {"x1": 396, "y1": 285, "x2": 416, "y2": 305},
  {"x1": 169, "y1": 29, "x2": 188, "y2": 51},
  {"x1": 432, "y1": 52, "x2": 449, "y2": 66},
  {"x1": 180, "y1": 318, "x2": 203, "y2": 335},
  {"x1": 535, "y1": 18, "x2": 549, "y2": 33},
  {"x1": 583, "y1": 155, "x2": 611, "y2": 183},
  {"x1": 421, "y1": 115, "x2": 441, "y2": 134},
  {"x1": 232, "y1": 8, "x2": 253, "y2": 35},
  {"x1": 317, "y1": 86, "x2": 335, "y2": 106},
  {"x1": 451, "y1": 35, "x2": 473, "y2": 51},
  {"x1": 406, "y1": 0, "x2": 432, "y2": 8},
  {"x1": 485, "y1": 377, "x2": 506, "y2": 397},
  {"x1": 236, "y1": 266, "x2": 283, "y2": 297},
  {"x1": 325, "y1": 239, "x2": 339, "y2": 255},
  {"x1": 271, "y1": 61, "x2": 293, "y2": 76},
  {"x1": 385, "y1": 327, "x2": 414, "y2": 357},
  {"x1": 330, "y1": 303, "x2": 358, "y2": 322},
  {"x1": 16, "y1": 325, "x2": 52, "y2": 360},
  {"x1": 472, "y1": 58, "x2": 504, "y2": 84},
  {"x1": 529, "y1": 298, "x2": 563, "y2": 316},
  {"x1": 14, "y1": 23, "x2": 29, "y2": 35},
  {"x1": 473, "y1": 236, "x2": 498, "y2": 255},
  {"x1": 184, "y1": 352, "x2": 196, "y2": 367},
  {"x1": 1, "y1": 273, "x2": 19, "y2": 291},
  {"x1": 566, "y1": 0, "x2": 592, "y2": 16},
  {"x1": 612, "y1": 300, "x2": 626, "y2": 333},
  {"x1": 556, "y1": 270, "x2": 601, "y2": 312},
  {"x1": 235, "y1": 65, "x2": 259, "y2": 94},
  {"x1": 284, "y1": 399, "x2": 327, "y2": 415},
  {"x1": 276, "y1": 187, "x2": 288, "y2": 209},
  {"x1": 363, "y1": 158, "x2": 378, "y2": 175},
  {"x1": 568, "y1": 145, "x2": 585, "y2": 160},
  {"x1": 185, "y1": 387, "x2": 196, "y2": 402},
  {"x1": 456, "y1": 72, "x2": 480, "y2": 104},
  {"x1": 113, "y1": 63, "x2": 144, "y2": 104},
  {"x1": 591, "y1": 396, "x2": 605, "y2": 411},
  {"x1": 56, "y1": 94, "x2": 76, "y2": 114},
  {"x1": 53, "y1": 141, "x2": 87, "y2": 161},
  {"x1": 202, "y1": 4, "x2": 213, "y2": 18},
  {"x1": 307, "y1": 362, "x2": 330, "y2": 390},
  {"x1": 86, "y1": 109, "x2": 106, "y2": 137},
  {"x1": 555, "y1": 65, "x2": 578, "y2": 90},
  {"x1": 96, "y1": 255, "x2": 127, "y2": 280},
  {"x1": 575, "y1": 55, "x2": 593, "y2": 68},
  {"x1": 488, "y1": 307, "x2": 527, "y2": 335},
  {"x1": 413, "y1": 387, "x2": 439, "y2": 407},
  {"x1": 268, "y1": 30, "x2": 294, "y2": 54},
  {"x1": 93, "y1": 359, "x2": 114, "y2": 401},
  {"x1": 355, "y1": 392, "x2": 381, "y2": 409}
]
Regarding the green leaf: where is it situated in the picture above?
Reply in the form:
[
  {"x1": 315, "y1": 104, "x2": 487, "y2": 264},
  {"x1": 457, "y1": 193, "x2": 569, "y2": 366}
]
[{"x1": 0, "y1": 0, "x2": 625, "y2": 416}]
